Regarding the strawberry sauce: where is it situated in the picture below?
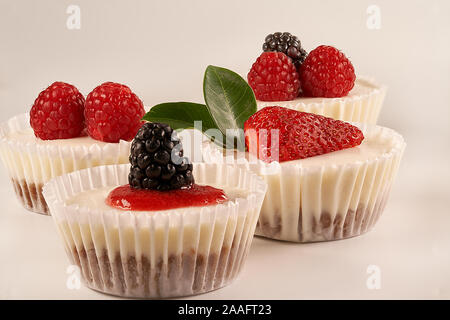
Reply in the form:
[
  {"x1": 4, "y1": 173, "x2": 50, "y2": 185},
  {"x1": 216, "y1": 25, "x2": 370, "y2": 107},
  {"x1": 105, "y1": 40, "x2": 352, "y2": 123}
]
[{"x1": 106, "y1": 184, "x2": 228, "y2": 211}]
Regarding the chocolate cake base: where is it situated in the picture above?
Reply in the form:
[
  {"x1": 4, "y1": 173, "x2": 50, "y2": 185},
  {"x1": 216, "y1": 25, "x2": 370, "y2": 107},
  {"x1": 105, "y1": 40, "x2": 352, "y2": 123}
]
[
  {"x1": 69, "y1": 244, "x2": 242, "y2": 298},
  {"x1": 11, "y1": 179, "x2": 48, "y2": 215},
  {"x1": 256, "y1": 194, "x2": 389, "y2": 242}
]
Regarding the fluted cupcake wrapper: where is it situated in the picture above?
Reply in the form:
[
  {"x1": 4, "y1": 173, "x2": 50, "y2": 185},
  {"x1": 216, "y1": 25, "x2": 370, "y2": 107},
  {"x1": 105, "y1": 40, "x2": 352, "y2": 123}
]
[
  {"x1": 257, "y1": 77, "x2": 387, "y2": 125},
  {"x1": 0, "y1": 113, "x2": 131, "y2": 215},
  {"x1": 42, "y1": 163, "x2": 266, "y2": 298},
  {"x1": 202, "y1": 124, "x2": 405, "y2": 242}
]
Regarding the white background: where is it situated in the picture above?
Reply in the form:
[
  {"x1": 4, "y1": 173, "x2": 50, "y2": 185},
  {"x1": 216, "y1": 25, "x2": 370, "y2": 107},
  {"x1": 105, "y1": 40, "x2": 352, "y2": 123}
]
[{"x1": 0, "y1": 0, "x2": 449, "y2": 299}]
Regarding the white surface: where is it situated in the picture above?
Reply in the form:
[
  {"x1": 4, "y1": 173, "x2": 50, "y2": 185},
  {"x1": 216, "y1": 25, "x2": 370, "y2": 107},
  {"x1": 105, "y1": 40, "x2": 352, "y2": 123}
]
[
  {"x1": 0, "y1": 162, "x2": 449, "y2": 300},
  {"x1": 0, "y1": 0, "x2": 449, "y2": 299}
]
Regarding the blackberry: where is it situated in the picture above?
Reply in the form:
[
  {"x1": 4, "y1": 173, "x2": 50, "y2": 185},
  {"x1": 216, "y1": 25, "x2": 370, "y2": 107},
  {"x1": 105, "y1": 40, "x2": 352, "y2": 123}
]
[
  {"x1": 128, "y1": 122, "x2": 194, "y2": 191},
  {"x1": 262, "y1": 32, "x2": 308, "y2": 69}
]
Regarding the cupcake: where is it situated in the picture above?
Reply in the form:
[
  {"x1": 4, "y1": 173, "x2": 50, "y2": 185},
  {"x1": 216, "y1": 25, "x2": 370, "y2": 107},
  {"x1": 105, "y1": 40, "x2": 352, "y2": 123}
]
[
  {"x1": 248, "y1": 33, "x2": 386, "y2": 124},
  {"x1": 138, "y1": 62, "x2": 404, "y2": 243},
  {"x1": 203, "y1": 106, "x2": 406, "y2": 242},
  {"x1": 0, "y1": 81, "x2": 144, "y2": 214},
  {"x1": 42, "y1": 123, "x2": 266, "y2": 298}
]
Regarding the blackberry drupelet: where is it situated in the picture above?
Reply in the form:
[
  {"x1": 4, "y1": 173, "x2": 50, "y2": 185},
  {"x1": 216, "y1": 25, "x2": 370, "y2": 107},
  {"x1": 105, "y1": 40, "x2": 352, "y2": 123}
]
[
  {"x1": 262, "y1": 32, "x2": 308, "y2": 69},
  {"x1": 128, "y1": 122, "x2": 194, "y2": 191}
]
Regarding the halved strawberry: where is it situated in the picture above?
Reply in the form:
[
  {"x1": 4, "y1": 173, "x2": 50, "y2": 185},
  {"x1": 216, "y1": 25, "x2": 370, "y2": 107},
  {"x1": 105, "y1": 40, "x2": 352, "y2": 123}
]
[{"x1": 244, "y1": 106, "x2": 364, "y2": 162}]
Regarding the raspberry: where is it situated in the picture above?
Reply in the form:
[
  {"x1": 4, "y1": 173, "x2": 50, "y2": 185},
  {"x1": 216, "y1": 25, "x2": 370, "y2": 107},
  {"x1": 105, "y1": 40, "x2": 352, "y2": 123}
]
[
  {"x1": 244, "y1": 106, "x2": 364, "y2": 162},
  {"x1": 262, "y1": 32, "x2": 308, "y2": 69},
  {"x1": 29, "y1": 82, "x2": 85, "y2": 140},
  {"x1": 128, "y1": 122, "x2": 194, "y2": 191},
  {"x1": 247, "y1": 52, "x2": 301, "y2": 102},
  {"x1": 85, "y1": 82, "x2": 145, "y2": 142},
  {"x1": 299, "y1": 45, "x2": 356, "y2": 98}
]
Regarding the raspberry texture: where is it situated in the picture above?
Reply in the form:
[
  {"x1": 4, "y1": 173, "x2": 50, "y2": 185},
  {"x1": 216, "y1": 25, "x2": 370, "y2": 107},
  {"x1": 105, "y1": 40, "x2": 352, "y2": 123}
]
[
  {"x1": 299, "y1": 45, "x2": 356, "y2": 98},
  {"x1": 262, "y1": 32, "x2": 308, "y2": 69},
  {"x1": 128, "y1": 122, "x2": 194, "y2": 191},
  {"x1": 244, "y1": 106, "x2": 364, "y2": 162},
  {"x1": 85, "y1": 82, "x2": 145, "y2": 142},
  {"x1": 29, "y1": 82, "x2": 85, "y2": 140},
  {"x1": 247, "y1": 52, "x2": 301, "y2": 102}
]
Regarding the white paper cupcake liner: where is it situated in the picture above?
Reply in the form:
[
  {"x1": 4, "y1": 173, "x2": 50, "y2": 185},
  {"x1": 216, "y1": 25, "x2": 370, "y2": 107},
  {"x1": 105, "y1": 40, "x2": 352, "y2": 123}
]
[
  {"x1": 42, "y1": 163, "x2": 266, "y2": 298},
  {"x1": 256, "y1": 77, "x2": 387, "y2": 125},
  {"x1": 202, "y1": 124, "x2": 405, "y2": 242},
  {"x1": 0, "y1": 113, "x2": 131, "y2": 215}
]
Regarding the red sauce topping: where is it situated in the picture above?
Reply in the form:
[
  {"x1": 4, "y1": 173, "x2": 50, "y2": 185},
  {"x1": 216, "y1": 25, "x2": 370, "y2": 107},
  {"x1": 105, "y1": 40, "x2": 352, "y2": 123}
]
[{"x1": 106, "y1": 184, "x2": 228, "y2": 211}]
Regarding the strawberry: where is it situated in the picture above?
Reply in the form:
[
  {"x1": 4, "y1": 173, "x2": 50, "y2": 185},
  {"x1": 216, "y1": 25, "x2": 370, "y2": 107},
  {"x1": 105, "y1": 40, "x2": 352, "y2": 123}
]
[{"x1": 244, "y1": 106, "x2": 364, "y2": 162}]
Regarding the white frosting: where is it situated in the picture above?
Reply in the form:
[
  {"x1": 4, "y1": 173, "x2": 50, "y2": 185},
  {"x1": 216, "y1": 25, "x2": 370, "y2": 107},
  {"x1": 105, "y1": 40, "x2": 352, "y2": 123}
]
[
  {"x1": 256, "y1": 77, "x2": 386, "y2": 125},
  {"x1": 5, "y1": 128, "x2": 112, "y2": 147},
  {"x1": 0, "y1": 114, "x2": 131, "y2": 183},
  {"x1": 65, "y1": 185, "x2": 248, "y2": 212},
  {"x1": 227, "y1": 126, "x2": 395, "y2": 169},
  {"x1": 283, "y1": 78, "x2": 377, "y2": 105}
]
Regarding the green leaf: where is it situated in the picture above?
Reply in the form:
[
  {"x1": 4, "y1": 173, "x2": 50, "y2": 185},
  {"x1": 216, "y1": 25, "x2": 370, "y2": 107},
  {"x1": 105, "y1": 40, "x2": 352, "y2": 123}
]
[
  {"x1": 142, "y1": 102, "x2": 226, "y2": 148},
  {"x1": 141, "y1": 66, "x2": 257, "y2": 150},
  {"x1": 203, "y1": 65, "x2": 257, "y2": 148},
  {"x1": 143, "y1": 102, "x2": 216, "y2": 130}
]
